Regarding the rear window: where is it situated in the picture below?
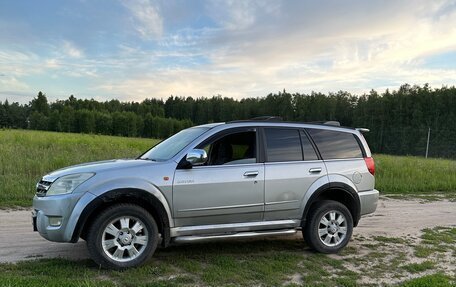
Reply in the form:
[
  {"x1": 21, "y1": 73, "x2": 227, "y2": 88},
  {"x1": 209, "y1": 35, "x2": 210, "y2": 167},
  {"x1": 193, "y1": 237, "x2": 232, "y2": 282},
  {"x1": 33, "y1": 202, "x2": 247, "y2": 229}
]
[
  {"x1": 307, "y1": 129, "x2": 363, "y2": 159},
  {"x1": 265, "y1": 128, "x2": 303, "y2": 162}
]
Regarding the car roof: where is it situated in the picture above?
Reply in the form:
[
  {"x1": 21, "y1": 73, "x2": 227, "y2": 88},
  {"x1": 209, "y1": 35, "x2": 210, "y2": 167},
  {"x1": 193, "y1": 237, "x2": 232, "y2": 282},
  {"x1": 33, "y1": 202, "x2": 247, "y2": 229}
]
[{"x1": 193, "y1": 120, "x2": 357, "y2": 133}]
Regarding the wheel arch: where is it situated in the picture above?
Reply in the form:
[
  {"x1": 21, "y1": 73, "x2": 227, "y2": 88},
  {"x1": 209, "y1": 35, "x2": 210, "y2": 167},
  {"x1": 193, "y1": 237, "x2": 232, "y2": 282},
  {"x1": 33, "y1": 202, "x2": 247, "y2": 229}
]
[
  {"x1": 72, "y1": 188, "x2": 172, "y2": 247},
  {"x1": 302, "y1": 182, "x2": 361, "y2": 227}
]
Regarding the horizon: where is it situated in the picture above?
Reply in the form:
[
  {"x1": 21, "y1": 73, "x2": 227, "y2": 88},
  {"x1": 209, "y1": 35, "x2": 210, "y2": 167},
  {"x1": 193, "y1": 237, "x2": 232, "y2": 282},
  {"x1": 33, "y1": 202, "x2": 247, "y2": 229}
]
[
  {"x1": 1, "y1": 1, "x2": 456, "y2": 104},
  {"x1": 3, "y1": 83, "x2": 455, "y2": 105}
]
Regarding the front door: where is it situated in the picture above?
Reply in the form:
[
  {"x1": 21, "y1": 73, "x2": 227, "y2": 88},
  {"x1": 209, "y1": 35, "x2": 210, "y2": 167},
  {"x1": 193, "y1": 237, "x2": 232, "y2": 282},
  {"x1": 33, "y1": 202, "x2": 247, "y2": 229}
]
[{"x1": 173, "y1": 128, "x2": 264, "y2": 226}]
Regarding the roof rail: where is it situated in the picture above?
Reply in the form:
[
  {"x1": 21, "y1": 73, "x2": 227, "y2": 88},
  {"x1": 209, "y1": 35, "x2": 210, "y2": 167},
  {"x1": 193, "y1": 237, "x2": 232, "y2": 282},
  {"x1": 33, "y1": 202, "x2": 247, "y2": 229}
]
[
  {"x1": 356, "y1": 128, "x2": 370, "y2": 133},
  {"x1": 323, "y1": 121, "x2": 340, "y2": 126},
  {"x1": 306, "y1": 121, "x2": 341, "y2": 127},
  {"x1": 227, "y1": 116, "x2": 283, "y2": 123},
  {"x1": 250, "y1": 116, "x2": 283, "y2": 121},
  {"x1": 227, "y1": 117, "x2": 343, "y2": 127}
]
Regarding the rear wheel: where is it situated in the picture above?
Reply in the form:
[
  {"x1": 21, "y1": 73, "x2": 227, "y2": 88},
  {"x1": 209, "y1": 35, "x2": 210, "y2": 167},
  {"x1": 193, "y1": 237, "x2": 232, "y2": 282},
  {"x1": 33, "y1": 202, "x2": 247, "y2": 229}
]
[
  {"x1": 303, "y1": 200, "x2": 353, "y2": 253},
  {"x1": 86, "y1": 204, "x2": 158, "y2": 269}
]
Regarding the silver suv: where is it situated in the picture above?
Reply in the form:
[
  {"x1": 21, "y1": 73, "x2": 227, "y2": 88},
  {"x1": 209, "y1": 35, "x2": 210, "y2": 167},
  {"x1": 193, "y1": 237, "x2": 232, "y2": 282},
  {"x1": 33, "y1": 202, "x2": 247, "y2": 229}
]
[{"x1": 33, "y1": 118, "x2": 379, "y2": 269}]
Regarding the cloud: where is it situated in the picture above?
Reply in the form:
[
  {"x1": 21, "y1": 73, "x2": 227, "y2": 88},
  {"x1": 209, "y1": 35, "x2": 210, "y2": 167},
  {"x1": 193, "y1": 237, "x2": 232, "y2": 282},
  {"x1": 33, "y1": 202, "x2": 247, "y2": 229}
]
[
  {"x1": 121, "y1": 0, "x2": 163, "y2": 40},
  {"x1": 1, "y1": 0, "x2": 456, "y2": 103},
  {"x1": 0, "y1": 76, "x2": 30, "y2": 93},
  {"x1": 93, "y1": 0, "x2": 456, "y2": 100},
  {"x1": 62, "y1": 41, "x2": 84, "y2": 58}
]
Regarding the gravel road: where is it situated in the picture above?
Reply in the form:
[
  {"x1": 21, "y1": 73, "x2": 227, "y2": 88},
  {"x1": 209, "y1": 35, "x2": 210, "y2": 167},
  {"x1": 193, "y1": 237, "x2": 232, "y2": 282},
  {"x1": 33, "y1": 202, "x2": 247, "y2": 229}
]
[{"x1": 1, "y1": 197, "x2": 455, "y2": 263}]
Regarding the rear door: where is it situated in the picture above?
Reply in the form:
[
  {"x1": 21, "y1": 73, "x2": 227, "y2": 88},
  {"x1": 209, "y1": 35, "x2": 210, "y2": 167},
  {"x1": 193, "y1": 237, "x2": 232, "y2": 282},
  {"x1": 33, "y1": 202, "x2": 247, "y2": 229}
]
[
  {"x1": 263, "y1": 127, "x2": 327, "y2": 220},
  {"x1": 306, "y1": 128, "x2": 372, "y2": 192}
]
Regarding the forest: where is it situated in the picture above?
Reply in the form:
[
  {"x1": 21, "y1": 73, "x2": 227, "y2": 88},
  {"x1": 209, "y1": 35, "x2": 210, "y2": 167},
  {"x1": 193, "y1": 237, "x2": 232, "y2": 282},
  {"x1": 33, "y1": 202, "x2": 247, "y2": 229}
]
[{"x1": 0, "y1": 84, "x2": 455, "y2": 158}]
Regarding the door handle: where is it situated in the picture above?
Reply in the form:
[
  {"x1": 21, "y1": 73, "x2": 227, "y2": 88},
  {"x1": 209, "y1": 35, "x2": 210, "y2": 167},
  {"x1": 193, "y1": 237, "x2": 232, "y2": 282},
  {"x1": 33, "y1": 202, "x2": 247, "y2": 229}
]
[
  {"x1": 244, "y1": 171, "x2": 259, "y2": 177},
  {"x1": 309, "y1": 168, "x2": 322, "y2": 174}
]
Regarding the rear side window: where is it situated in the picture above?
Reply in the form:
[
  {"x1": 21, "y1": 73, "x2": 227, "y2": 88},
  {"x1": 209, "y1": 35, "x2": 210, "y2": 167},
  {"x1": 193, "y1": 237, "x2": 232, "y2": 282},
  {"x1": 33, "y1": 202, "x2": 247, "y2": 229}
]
[
  {"x1": 307, "y1": 129, "x2": 363, "y2": 159},
  {"x1": 265, "y1": 128, "x2": 303, "y2": 162},
  {"x1": 300, "y1": 131, "x2": 319, "y2": 160}
]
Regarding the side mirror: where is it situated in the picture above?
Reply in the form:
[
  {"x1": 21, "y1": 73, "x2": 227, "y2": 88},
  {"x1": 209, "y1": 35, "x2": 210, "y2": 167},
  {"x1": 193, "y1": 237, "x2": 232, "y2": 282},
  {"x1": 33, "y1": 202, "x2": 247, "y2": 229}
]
[{"x1": 186, "y1": 149, "x2": 208, "y2": 166}]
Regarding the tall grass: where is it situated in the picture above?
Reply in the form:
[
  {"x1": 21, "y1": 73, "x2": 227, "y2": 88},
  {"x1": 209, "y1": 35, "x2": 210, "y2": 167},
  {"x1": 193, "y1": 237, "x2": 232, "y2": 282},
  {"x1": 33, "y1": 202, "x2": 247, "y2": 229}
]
[
  {"x1": 0, "y1": 130, "x2": 455, "y2": 207},
  {"x1": 0, "y1": 129, "x2": 158, "y2": 207},
  {"x1": 374, "y1": 154, "x2": 456, "y2": 194}
]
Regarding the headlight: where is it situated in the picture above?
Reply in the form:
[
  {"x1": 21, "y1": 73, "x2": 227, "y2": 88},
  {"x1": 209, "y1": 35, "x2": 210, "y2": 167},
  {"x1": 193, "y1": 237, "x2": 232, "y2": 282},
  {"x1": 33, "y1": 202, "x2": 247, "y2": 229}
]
[{"x1": 47, "y1": 173, "x2": 94, "y2": 196}]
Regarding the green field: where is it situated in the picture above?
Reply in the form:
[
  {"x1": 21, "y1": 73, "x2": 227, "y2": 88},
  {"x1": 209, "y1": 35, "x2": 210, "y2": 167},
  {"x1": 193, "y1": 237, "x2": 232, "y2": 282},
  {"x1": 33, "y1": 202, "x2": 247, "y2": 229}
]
[
  {"x1": 0, "y1": 129, "x2": 159, "y2": 207},
  {"x1": 0, "y1": 227, "x2": 455, "y2": 286},
  {"x1": 375, "y1": 154, "x2": 456, "y2": 196},
  {"x1": 1, "y1": 129, "x2": 455, "y2": 207}
]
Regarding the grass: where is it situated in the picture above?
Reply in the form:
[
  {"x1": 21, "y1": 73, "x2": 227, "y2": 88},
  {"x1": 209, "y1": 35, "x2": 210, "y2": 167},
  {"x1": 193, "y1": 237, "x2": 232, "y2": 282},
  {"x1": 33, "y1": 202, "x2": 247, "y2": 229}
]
[
  {"x1": 402, "y1": 261, "x2": 436, "y2": 273},
  {"x1": 374, "y1": 154, "x2": 456, "y2": 195},
  {"x1": 1, "y1": 129, "x2": 456, "y2": 207},
  {"x1": 399, "y1": 273, "x2": 455, "y2": 287},
  {"x1": 0, "y1": 240, "x2": 347, "y2": 287},
  {"x1": 1, "y1": 228, "x2": 455, "y2": 286},
  {"x1": 415, "y1": 227, "x2": 456, "y2": 257},
  {"x1": 0, "y1": 129, "x2": 158, "y2": 207}
]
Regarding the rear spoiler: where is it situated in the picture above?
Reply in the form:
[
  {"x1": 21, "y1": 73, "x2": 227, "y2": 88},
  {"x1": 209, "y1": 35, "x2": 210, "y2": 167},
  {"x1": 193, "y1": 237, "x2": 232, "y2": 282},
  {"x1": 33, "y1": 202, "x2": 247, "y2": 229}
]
[{"x1": 356, "y1": 128, "x2": 370, "y2": 133}]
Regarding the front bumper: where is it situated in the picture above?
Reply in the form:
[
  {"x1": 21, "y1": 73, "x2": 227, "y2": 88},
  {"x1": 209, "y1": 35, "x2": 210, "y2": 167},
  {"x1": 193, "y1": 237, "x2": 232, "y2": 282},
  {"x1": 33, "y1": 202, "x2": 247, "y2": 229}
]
[
  {"x1": 359, "y1": 189, "x2": 379, "y2": 216},
  {"x1": 32, "y1": 191, "x2": 96, "y2": 242}
]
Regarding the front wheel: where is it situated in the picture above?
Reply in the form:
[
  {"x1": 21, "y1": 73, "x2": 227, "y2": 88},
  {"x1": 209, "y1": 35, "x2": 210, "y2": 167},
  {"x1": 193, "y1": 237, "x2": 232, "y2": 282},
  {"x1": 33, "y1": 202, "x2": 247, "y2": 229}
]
[
  {"x1": 303, "y1": 200, "x2": 353, "y2": 253},
  {"x1": 86, "y1": 204, "x2": 158, "y2": 269}
]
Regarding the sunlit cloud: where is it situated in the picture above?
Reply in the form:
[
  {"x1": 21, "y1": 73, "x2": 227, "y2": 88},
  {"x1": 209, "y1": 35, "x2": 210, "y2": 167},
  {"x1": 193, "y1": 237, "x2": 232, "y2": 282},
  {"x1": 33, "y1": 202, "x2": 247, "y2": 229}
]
[{"x1": 0, "y1": 0, "x2": 455, "y2": 103}]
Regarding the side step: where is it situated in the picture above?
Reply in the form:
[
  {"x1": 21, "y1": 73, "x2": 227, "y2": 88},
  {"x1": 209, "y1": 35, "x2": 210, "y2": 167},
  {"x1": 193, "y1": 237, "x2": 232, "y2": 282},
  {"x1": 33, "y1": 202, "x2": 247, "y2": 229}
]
[{"x1": 172, "y1": 229, "x2": 297, "y2": 243}]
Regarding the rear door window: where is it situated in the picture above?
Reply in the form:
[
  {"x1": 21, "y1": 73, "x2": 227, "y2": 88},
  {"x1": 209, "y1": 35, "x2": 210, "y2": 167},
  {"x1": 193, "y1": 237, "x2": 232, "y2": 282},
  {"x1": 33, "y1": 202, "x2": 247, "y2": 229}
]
[
  {"x1": 300, "y1": 131, "x2": 319, "y2": 160},
  {"x1": 265, "y1": 128, "x2": 303, "y2": 162},
  {"x1": 307, "y1": 129, "x2": 363, "y2": 159}
]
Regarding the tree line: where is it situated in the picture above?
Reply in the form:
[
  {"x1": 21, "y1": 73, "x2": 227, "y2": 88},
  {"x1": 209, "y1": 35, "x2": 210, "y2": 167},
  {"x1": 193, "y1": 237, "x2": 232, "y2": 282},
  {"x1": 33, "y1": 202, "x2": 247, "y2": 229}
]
[
  {"x1": 0, "y1": 93, "x2": 192, "y2": 138},
  {"x1": 0, "y1": 84, "x2": 455, "y2": 158}
]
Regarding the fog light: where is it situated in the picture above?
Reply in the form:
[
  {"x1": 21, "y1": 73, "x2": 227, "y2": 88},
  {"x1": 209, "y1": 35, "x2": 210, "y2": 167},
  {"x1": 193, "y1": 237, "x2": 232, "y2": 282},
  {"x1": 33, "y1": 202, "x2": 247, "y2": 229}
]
[{"x1": 49, "y1": 216, "x2": 62, "y2": 227}]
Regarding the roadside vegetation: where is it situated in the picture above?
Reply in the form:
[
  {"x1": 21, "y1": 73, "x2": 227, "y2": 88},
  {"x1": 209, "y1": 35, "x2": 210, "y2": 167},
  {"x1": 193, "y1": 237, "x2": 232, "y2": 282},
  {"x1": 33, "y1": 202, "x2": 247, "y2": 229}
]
[
  {"x1": 375, "y1": 154, "x2": 456, "y2": 198},
  {"x1": 0, "y1": 227, "x2": 455, "y2": 286},
  {"x1": 1, "y1": 129, "x2": 456, "y2": 207},
  {"x1": 0, "y1": 129, "x2": 157, "y2": 207}
]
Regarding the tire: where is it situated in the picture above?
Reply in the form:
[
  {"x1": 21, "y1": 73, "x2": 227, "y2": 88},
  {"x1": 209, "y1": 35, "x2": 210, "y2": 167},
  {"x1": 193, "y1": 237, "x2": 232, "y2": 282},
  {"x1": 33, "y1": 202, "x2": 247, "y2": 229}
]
[
  {"x1": 303, "y1": 200, "x2": 353, "y2": 254},
  {"x1": 86, "y1": 203, "x2": 158, "y2": 269}
]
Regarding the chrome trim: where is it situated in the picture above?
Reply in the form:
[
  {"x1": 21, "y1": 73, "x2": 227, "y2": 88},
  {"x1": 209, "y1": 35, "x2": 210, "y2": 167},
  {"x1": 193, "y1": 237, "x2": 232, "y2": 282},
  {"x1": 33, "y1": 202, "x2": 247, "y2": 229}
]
[
  {"x1": 323, "y1": 158, "x2": 364, "y2": 162},
  {"x1": 170, "y1": 219, "x2": 300, "y2": 237},
  {"x1": 179, "y1": 202, "x2": 264, "y2": 212},
  {"x1": 243, "y1": 171, "x2": 259, "y2": 177},
  {"x1": 192, "y1": 163, "x2": 263, "y2": 169},
  {"x1": 264, "y1": 160, "x2": 323, "y2": 165},
  {"x1": 173, "y1": 229, "x2": 297, "y2": 243}
]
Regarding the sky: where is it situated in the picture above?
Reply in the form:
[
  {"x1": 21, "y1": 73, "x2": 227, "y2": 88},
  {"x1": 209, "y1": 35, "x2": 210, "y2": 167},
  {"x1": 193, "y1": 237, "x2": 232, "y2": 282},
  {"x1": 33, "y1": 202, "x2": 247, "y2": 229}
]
[{"x1": 1, "y1": 0, "x2": 455, "y2": 104}]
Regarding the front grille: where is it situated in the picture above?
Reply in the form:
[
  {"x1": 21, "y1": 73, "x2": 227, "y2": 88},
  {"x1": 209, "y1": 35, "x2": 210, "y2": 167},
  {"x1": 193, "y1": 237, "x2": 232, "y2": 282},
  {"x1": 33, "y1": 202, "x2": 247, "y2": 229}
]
[{"x1": 36, "y1": 180, "x2": 52, "y2": 197}]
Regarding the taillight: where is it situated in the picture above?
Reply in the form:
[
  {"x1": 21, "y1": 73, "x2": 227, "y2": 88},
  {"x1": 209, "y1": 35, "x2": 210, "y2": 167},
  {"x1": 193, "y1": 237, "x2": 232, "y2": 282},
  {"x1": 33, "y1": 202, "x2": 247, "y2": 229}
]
[{"x1": 364, "y1": 157, "x2": 375, "y2": 175}]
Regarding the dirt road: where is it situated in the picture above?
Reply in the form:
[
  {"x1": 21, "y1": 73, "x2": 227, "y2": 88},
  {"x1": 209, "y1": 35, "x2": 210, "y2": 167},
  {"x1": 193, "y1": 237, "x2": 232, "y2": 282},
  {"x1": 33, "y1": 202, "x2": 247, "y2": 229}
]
[{"x1": 1, "y1": 197, "x2": 455, "y2": 263}]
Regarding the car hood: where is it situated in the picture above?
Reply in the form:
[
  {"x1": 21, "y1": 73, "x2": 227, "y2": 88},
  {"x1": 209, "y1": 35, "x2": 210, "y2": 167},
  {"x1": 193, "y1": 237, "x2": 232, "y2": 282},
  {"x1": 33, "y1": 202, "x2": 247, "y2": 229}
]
[{"x1": 42, "y1": 159, "x2": 157, "y2": 182}]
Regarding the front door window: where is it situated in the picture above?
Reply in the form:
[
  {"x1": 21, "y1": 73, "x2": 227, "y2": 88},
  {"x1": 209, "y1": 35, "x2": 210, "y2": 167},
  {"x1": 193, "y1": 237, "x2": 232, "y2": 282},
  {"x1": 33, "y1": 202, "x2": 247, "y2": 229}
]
[{"x1": 202, "y1": 131, "x2": 256, "y2": 166}]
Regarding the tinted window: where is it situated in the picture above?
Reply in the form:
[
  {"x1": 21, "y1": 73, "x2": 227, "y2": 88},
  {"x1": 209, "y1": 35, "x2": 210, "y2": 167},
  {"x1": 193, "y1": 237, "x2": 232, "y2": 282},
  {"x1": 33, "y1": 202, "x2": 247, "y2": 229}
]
[
  {"x1": 307, "y1": 129, "x2": 363, "y2": 159},
  {"x1": 203, "y1": 131, "x2": 256, "y2": 165},
  {"x1": 300, "y1": 131, "x2": 319, "y2": 160},
  {"x1": 265, "y1": 129, "x2": 303, "y2": 162}
]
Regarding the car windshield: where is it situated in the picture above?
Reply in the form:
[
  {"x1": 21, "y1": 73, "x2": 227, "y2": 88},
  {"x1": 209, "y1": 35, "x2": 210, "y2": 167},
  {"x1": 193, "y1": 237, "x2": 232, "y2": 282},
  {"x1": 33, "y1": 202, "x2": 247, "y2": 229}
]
[{"x1": 139, "y1": 127, "x2": 209, "y2": 161}]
